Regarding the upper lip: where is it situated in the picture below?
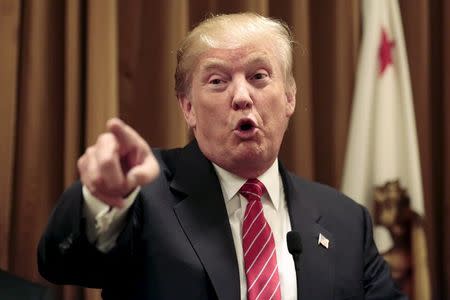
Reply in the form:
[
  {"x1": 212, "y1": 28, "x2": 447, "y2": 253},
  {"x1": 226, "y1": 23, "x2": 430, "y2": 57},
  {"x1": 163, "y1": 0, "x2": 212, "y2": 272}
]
[{"x1": 235, "y1": 117, "x2": 258, "y2": 130}]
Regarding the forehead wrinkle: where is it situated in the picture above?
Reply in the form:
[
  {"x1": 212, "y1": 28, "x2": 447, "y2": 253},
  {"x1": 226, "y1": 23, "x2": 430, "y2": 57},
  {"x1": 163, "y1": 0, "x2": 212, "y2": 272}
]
[
  {"x1": 198, "y1": 50, "x2": 274, "y2": 75},
  {"x1": 199, "y1": 58, "x2": 229, "y2": 73},
  {"x1": 243, "y1": 54, "x2": 273, "y2": 70}
]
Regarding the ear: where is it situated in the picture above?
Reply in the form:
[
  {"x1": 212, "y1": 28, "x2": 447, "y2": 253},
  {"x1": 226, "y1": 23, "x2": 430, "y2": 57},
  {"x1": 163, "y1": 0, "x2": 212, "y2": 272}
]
[
  {"x1": 285, "y1": 81, "x2": 297, "y2": 117},
  {"x1": 178, "y1": 94, "x2": 197, "y2": 128}
]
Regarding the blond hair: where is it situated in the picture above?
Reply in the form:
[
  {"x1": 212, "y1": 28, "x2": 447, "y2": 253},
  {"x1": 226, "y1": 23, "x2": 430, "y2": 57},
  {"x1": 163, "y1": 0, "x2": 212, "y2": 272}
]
[{"x1": 175, "y1": 12, "x2": 295, "y2": 97}]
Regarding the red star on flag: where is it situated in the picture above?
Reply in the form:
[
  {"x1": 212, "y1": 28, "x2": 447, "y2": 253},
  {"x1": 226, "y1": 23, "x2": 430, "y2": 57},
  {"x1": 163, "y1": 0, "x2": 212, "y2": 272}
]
[{"x1": 379, "y1": 28, "x2": 395, "y2": 75}]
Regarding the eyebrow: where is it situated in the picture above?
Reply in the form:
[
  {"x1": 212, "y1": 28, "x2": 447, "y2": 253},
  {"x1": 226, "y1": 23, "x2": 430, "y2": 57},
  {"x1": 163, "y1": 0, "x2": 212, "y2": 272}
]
[
  {"x1": 199, "y1": 54, "x2": 273, "y2": 73},
  {"x1": 199, "y1": 59, "x2": 228, "y2": 73}
]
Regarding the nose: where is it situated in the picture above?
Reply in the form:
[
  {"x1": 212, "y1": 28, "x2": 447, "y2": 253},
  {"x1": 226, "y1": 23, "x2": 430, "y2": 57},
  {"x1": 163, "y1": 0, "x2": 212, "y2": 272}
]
[{"x1": 231, "y1": 79, "x2": 253, "y2": 111}]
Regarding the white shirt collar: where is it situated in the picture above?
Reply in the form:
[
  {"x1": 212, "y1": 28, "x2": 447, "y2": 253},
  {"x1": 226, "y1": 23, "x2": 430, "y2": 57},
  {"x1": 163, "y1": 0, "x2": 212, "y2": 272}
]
[{"x1": 212, "y1": 159, "x2": 280, "y2": 210}]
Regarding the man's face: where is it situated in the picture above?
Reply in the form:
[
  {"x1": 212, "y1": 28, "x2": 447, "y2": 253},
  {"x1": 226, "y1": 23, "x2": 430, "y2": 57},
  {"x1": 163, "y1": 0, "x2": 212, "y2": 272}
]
[{"x1": 179, "y1": 42, "x2": 296, "y2": 178}]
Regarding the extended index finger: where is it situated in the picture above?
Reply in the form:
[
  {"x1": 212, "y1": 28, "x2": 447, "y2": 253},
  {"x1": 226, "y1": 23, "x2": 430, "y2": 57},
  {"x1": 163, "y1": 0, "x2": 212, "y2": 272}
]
[{"x1": 107, "y1": 118, "x2": 145, "y2": 155}]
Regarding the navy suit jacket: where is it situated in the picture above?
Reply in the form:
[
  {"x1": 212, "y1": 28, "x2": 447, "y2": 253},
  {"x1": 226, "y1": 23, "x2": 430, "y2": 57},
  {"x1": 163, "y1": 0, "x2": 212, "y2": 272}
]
[{"x1": 38, "y1": 140, "x2": 406, "y2": 299}]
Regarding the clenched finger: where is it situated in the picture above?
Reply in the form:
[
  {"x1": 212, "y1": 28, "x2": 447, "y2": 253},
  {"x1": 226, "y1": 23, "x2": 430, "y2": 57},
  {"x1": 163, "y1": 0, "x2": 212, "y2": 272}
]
[
  {"x1": 83, "y1": 150, "x2": 102, "y2": 196},
  {"x1": 91, "y1": 191, "x2": 125, "y2": 208},
  {"x1": 95, "y1": 133, "x2": 126, "y2": 192}
]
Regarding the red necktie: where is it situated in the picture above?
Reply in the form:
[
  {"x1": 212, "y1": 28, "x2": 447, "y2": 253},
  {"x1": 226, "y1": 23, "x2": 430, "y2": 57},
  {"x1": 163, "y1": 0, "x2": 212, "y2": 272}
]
[{"x1": 240, "y1": 179, "x2": 281, "y2": 300}]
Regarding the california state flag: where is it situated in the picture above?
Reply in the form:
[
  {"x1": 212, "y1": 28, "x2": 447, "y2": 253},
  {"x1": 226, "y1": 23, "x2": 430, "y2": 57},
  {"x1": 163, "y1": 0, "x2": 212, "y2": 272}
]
[{"x1": 341, "y1": 0, "x2": 430, "y2": 298}]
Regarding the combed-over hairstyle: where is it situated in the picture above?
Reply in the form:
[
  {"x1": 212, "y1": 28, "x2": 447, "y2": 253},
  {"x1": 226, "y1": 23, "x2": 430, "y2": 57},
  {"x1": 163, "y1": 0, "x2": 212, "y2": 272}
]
[{"x1": 175, "y1": 12, "x2": 295, "y2": 97}]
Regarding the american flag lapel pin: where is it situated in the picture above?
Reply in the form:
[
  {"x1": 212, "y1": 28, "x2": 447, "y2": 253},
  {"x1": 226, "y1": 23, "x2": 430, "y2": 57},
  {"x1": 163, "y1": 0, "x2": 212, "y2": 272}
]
[{"x1": 318, "y1": 233, "x2": 329, "y2": 249}]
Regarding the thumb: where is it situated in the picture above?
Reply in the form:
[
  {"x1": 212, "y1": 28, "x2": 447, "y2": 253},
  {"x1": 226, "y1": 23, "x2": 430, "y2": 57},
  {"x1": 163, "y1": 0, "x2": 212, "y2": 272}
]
[{"x1": 126, "y1": 153, "x2": 160, "y2": 187}]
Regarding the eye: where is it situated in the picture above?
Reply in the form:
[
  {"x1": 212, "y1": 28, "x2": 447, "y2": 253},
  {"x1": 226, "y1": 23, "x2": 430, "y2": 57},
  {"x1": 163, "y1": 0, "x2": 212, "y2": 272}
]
[
  {"x1": 206, "y1": 75, "x2": 227, "y2": 91},
  {"x1": 209, "y1": 78, "x2": 223, "y2": 85},
  {"x1": 251, "y1": 72, "x2": 268, "y2": 80}
]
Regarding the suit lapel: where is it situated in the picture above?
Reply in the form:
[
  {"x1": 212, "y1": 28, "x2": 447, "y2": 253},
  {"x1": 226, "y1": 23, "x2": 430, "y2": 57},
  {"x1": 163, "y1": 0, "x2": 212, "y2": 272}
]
[
  {"x1": 280, "y1": 165, "x2": 335, "y2": 300},
  {"x1": 170, "y1": 141, "x2": 240, "y2": 300},
  {"x1": 167, "y1": 143, "x2": 334, "y2": 299}
]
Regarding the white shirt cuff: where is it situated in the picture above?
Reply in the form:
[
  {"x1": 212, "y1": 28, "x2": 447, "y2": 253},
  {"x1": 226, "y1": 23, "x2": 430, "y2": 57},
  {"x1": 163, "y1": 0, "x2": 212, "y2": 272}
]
[{"x1": 82, "y1": 185, "x2": 140, "y2": 252}]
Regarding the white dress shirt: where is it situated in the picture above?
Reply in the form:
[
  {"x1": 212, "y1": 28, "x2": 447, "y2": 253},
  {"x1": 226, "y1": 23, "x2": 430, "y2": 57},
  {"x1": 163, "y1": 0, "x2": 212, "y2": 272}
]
[
  {"x1": 83, "y1": 159, "x2": 297, "y2": 299},
  {"x1": 83, "y1": 185, "x2": 139, "y2": 253},
  {"x1": 213, "y1": 160, "x2": 297, "y2": 300}
]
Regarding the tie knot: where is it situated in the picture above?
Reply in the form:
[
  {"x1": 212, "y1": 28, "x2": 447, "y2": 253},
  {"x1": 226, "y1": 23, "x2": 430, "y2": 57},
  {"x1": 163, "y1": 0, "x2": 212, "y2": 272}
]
[{"x1": 239, "y1": 178, "x2": 266, "y2": 202}]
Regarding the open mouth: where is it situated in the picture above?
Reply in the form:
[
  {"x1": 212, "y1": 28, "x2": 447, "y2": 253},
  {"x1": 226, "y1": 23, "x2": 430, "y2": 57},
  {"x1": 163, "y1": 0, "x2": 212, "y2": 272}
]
[
  {"x1": 240, "y1": 122, "x2": 254, "y2": 131},
  {"x1": 234, "y1": 118, "x2": 258, "y2": 139},
  {"x1": 236, "y1": 119, "x2": 257, "y2": 132}
]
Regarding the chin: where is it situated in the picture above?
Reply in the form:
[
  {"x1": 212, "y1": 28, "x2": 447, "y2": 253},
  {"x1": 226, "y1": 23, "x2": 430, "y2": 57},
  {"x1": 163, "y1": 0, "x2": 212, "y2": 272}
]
[
  {"x1": 234, "y1": 141, "x2": 265, "y2": 157},
  {"x1": 209, "y1": 144, "x2": 275, "y2": 178},
  {"x1": 233, "y1": 144, "x2": 274, "y2": 167}
]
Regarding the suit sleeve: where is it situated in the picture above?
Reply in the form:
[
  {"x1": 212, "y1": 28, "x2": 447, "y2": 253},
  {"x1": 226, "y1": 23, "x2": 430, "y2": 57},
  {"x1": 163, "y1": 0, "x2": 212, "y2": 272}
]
[
  {"x1": 361, "y1": 206, "x2": 409, "y2": 299},
  {"x1": 37, "y1": 181, "x2": 140, "y2": 288}
]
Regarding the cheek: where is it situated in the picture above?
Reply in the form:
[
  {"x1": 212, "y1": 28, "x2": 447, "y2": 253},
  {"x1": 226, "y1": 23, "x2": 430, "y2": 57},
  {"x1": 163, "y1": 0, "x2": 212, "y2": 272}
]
[
  {"x1": 195, "y1": 103, "x2": 229, "y2": 134},
  {"x1": 196, "y1": 104, "x2": 218, "y2": 123},
  {"x1": 261, "y1": 99, "x2": 288, "y2": 124}
]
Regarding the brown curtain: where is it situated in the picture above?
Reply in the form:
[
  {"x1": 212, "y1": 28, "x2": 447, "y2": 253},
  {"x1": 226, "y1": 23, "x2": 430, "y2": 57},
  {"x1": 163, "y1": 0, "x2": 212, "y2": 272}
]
[
  {"x1": 0, "y1": 0, "x2": 117, "y2": 299},
  {"x1": 0, "y1": 0, "x2": 448, "y2": 299},
  {"x1": 398, "y1": 1, "x2": 450, "y2": 299}
]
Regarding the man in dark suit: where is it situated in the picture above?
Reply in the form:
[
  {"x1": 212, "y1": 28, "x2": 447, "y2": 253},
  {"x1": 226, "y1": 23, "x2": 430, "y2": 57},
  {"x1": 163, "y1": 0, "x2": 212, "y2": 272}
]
[
  {"x1": 0, "y1": 269, "x2": 55, "y2": 300},
  {"x1": 38, "y1": 13, "x2": 406, "y2": 299}
]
